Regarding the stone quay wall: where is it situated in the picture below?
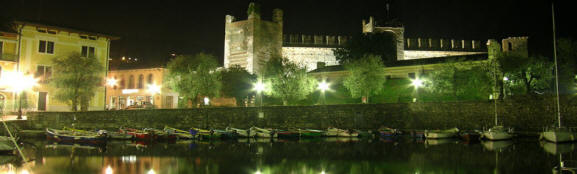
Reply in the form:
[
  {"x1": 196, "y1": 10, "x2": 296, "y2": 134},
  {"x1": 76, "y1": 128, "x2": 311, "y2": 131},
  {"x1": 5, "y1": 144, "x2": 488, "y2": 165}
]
[{"x1": 21, "y1": 99, "x2": 577, "y2": 132}]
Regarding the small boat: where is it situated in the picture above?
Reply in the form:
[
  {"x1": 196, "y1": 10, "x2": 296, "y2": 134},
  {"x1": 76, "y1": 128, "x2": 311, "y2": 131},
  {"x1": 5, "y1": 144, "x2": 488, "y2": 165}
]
[
  {"x1": 325, "y1": 127, "x2": 359, "y2": 137},
  {"x1": 64, "y1": 127, "x2": 132, "y2": 140},
  {"x1": 482, "y1": 126, "x2": 513, "y2": 141},
  {"x1": 213, "y1": 129, "x2": 238, "y2": 139},
  {"x1": 46, "y1": 128, "x2": 107, "y2": 144},
  {"x1": 144, "y1": 128, "x2": 177, "y2": 141},
  {"x1": 540, "y1": 127, "x2": 577, "y2": 143},
  {"x1": 0, "y1": 136, "x2": 16, "y2": 154},
  {"x1": 190, "y1": 127, "x2": 215, "y2": 139},
  {"x1": 119, "y1": 128, "x2": 155, "y2": 140},
  {"x1": 299, "y1": 129, "x2": 324, "y2": 138},
  {"x1": 250, "y1": 127, "x2": 278, "y2": 138},
  {"x1": 378, "y1": 127, "x2": 400, "y2": 137},
  {"x1": 460, "y1": 130, "x2": 481, "y2": 143},
  {"x1": 424, "y1": 128, "x2": 459, "y2": 139},
  {"x1": 164, "y1": 126, "x2": 194, "y2": 139},
  {"x1": 226, "y1": 127, "x2": 255, "y2": 138},
  {"x1": 277, "y1": 129, "x2": 300, "y2": 139}
]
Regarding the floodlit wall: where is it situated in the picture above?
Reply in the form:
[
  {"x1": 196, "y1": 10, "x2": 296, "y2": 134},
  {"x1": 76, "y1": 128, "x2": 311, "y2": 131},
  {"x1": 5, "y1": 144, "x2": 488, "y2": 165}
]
[{"x1": 282, "y1": 47, "x2": 339, "y2": 71}]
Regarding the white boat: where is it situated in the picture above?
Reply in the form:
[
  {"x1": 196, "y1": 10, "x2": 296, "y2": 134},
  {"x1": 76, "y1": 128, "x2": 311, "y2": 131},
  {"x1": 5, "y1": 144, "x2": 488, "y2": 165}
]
[
  {"x1": 424, "y1": 128, "x2": 459, "y2": 139},
  {"x1": 482, "y1": 126, "x2": 513, "y2": 141},
  {"x1": 541, "y1": 5, "x2": 577, "y2": 143},
  {"x1": 226, "y1": 127, "x2": 255, "y2": 138},
  {"x1": 250, "y1": 127, "x2": 278, "y2": 138},
  {"x1": 324, "y1": 128, "x2": 359, "y2": 137}
]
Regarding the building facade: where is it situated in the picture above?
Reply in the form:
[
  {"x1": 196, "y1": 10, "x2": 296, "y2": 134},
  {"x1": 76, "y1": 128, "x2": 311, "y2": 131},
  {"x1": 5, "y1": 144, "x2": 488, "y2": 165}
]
[
  {"x1": 0, "y1": 21, "x2": 116, "y2": 112},
  {"x1": 106, "y1": 67, "x2": 178, "y2": 110}
]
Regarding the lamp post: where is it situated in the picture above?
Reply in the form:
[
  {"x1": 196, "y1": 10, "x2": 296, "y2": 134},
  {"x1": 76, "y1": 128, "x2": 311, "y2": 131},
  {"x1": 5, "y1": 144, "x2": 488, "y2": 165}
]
[
  {"x1": 0, "y1": 72, "x2": 38, "y2": 120},
  {"x1": 147, "y1": 83, "x2": 161, "y2": 107},
  {"x1": 410, "y1": 78, "x2": 424, "y2": 102},
  {"x1": 317, "y1": 81, "x2": 330, "y2": 105},
  {"x1": 253, "y1": 81, "x2": 265, "y2": 118},
  {"x1": 502, "y1": 76, "x2": 508, "y2": 99}
]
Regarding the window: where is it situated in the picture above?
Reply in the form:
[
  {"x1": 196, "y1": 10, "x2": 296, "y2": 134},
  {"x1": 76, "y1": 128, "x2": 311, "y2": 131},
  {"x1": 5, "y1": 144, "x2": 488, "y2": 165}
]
[
  {"x1": 37, "y1": 28, "x2": 47, "y2": 33},
  {"x1": 147, "y1": 74, "x2": 153, "y2": 84},
  {"x1": 508, "y1": 42, "x2": 513, "y2": 51},
  {"x1": 39, "y1": 40, "x2": 54, "y2": 54},
  {"x1": 80, "y1": 35, "x2": 88, "y2": 39},
  {"x1": 81, "y1": 46, "x2": 95, "y2": 58},
  {"x1": 88, "y1": 36, "x2": 97, "y2": 40},
  {"x1": 35, "y1": 65, "x2": 52, "y2": 83},
  {"x1": 47, "y1": 30, "x2": 57, "y2": 34},
  {"x1": 128, "y1": 75, "x2": 135, "y2": 89},
  {"x1": 119, "y1": 76, "x2": 125, "y2": 89},
  {"x1": 138, "y1": 74, "x2": 144, "y2": 89}
]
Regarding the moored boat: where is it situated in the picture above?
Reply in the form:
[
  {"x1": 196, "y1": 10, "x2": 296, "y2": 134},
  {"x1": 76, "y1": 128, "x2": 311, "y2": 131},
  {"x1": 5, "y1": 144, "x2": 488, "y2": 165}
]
[
  {"x1": 119, "y1": 128, "x2": 155, "y2": 140},
  {"x1": 460, "y1": 130, "x2": 481, "y2": 143},
  {"x1": 0, "y1": 136, "x2": 16, "y2": 154},
  {"x1": 540, "y1": 127, "x2": 577, "y2": 143},
  {"x1": 144, "y1": 128, "x2": 177, "y2": 141},
  {"x1": 325, "y1": 127, "x2": 359, "y2": 137},
  {"x1": 250, "y1": 127, "x2": 278, "y2": 138},
  {"x1": 378, "y1": 127, "x2": 400, "y2": 137},
  {"x1": 164, "y1": 126, "x2": 194, "y2": 139},
  {"x1": 299, "y1": 129, "x2": 324, "y2": 138},
  {"x1": 482, "y1": 126, "x2": 513, "y2": 141},
  {"x1": 190, "y1": 127, "x2": 215, "y2": 139},
  {"x1": 226, "y1": 127, "x2": 255, "y2": 138},
  {"x1": 46, "y1": 128, "x2": 107, "y2": 144},
  {"x1": 424, "y1": 128, "x2": 459, "y2": 139},
  {"x1": 277, "y1": 129, "x2": 300, "y2": 139}
]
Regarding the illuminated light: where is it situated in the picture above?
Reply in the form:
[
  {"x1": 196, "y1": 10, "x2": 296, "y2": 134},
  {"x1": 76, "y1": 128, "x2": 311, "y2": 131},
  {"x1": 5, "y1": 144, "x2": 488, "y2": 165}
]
[
  {"x1": 121, "y1": 89, "x2": 139, "y2": 94},
  {"x1": 107, "y1": 78, "x2": 118, "y2": 87},
  {"x1": 20, "y1": 170, "x2": 30, "y2": 174},
  {"x1": 489, "y1": 94, "x2": 494, "y2": 100},
  {"x1": 203, "y1": 97, "x2": 210, "y2": 105},
  {"x1": 7, "y1": 170, "x2": 15, "y2": 174},
  {"x1": 412, "y1": 98, "x2": 417, "y2": 102},
  {"x1": 320, "y1": 171, "x2": 326, "y2": 174},
  {"x1": 254, "y1": 170, "x2": 262, "y2": 174},
  {"x1": 147, "y1": 169, "x2": 156, "y2": 174},
  {"x1": 503, "y1": 77, "x2": 509, "y2": 81},
  {"x1": 147, "y1": 84, "x2": 161, "y2": 94},
  {"x1": 318, "y1": 81, "x2": 330, "y2": 92},
  {"x1": 122, "y1": 56, "x2": 126, "y2": 60},
  {"x1": 254, "y1": 82, "x2": 265, "y2": 92},
  {"x1": 410, "y1": 78, "x2": 424, "y2": 88},
  {"x1": 105, "y1": 166, "x2": 113, "y2": 174},
  {"x1": 0, "y1": 72, "x2": 38, "y2": 93}
]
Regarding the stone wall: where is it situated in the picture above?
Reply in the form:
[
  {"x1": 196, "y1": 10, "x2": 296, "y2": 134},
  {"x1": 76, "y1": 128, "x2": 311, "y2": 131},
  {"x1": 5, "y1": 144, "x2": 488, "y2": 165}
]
[{"x1": 22, "y1": 99, "x2": 577, "y2": 132}]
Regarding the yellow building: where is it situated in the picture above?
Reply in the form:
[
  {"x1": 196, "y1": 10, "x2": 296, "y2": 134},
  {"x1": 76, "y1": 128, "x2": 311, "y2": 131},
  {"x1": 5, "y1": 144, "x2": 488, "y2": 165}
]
[
  {"x1": 0, "y1": 21, "x2": 117, "y2": 112},
  {"x1": 106, "y1": 67, "x2": 178, "y2": 110}
]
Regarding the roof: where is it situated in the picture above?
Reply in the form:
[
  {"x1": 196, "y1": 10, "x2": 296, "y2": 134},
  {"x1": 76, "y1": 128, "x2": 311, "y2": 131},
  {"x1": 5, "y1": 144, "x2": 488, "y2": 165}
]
[
  {"x1": 13, "y1": 20, "x2": 120, "y2": 40},
  {"x1": 309, "y1": 53, "x2": 488, "y2": 73}
]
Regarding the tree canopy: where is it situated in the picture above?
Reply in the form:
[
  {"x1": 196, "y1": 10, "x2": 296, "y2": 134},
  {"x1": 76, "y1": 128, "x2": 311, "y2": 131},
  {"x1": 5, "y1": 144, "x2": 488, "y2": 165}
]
[
  {"x1": 334, "y1": 32, "x2": 397, "y2": 65},
  {"x1": 498, "y1": 53, "x2": 553, "y2": 96},
  {"x1": 425, "y1": 59, "x2": 493, "y2": 101},
  {"x1": 166, "y1": 53, "x2": 221, "y2": 107},
  {"x1": 220, "y1": 65, "x2": 256, "y2": 106},
  {"x1": 342, "y1": 54, "x2": 386, "y2": 103},
  {"x1": 51, "y1": 52, "x2": 103, "y2": 111},
  {"x1": 263, "y1": 56, "x2": 316, "y2": 105}
]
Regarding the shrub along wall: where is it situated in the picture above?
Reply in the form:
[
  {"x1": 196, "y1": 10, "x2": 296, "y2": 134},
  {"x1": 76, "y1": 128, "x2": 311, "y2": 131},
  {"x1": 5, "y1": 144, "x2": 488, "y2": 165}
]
[{"x1": 23, "y1": 99, "x2": 577, "y2": 132}]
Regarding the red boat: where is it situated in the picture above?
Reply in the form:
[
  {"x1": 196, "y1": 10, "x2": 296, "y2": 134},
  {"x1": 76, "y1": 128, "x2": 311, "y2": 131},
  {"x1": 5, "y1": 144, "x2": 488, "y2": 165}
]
[{"x1": 119, "y1": 128, "x2": 156, "y2": 140}]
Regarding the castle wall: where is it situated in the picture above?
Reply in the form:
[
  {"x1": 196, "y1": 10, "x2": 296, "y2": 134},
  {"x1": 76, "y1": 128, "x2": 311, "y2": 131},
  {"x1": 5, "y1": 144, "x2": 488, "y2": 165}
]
[{"x1": 282, "y1": 46, "x2": 338, "y2": 71}]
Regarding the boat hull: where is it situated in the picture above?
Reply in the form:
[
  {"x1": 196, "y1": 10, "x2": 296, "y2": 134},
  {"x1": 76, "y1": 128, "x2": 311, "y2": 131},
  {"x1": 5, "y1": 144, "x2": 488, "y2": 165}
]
[
  {"x1": 482, "y1": 131, "x2": 513, "y2": 141},
  {"x1": 541, "y1": 130, "x2": 577, "y2": 143},
  {"x1": 46, "y1": 128, "x2": 107, "y2": 144}
]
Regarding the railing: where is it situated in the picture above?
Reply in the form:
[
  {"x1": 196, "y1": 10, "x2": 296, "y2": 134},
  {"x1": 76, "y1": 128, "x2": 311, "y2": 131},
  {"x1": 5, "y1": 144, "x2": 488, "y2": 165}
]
[{"x1": 0, "y1": 54, "x2": 17, "y2": 61}]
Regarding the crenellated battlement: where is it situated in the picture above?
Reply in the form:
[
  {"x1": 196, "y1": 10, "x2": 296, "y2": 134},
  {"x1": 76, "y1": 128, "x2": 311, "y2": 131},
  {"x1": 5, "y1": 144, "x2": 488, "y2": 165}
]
[
  {"x1": 405, "y1": 38, "x2": 487, "y2": 52},
  {"x1": 282, "y1": 34, "x2": 350, "y2": 47}
]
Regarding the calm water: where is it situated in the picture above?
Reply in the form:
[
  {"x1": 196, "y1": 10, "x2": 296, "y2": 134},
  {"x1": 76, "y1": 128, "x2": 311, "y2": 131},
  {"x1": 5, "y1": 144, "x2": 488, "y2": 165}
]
[{"x1": 1, "y1": 137, "x2": 576, "y2": 174}]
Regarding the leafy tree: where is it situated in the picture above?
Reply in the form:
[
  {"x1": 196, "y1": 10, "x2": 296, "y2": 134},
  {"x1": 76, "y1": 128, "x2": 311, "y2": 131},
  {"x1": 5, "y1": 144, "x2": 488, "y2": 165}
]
[
  {"x1": 334, "y1": 32, "x2": 397, "y2": 64},
  {"x1": 51, "y1": 52, "x2": 103, "y2": 111},
  {"x1": 557, "y1": 38, "x2": 577, "y2": 94},
  {"x1": 167, "y1": 53, "x2": 221, "y2": 107},
  {"x1": 498, "y1": 53, "x2": 553, "y2": 96},
  {"x1": 220, "y1": 65, "x2": 256, "y2": 106},
  {"x1": 263, "y1": 56, "x2": 316, "y2": 105},
  {"x1": 425, "y1": 59, "x2": 493, "y2": 101},
  {"x1": 343, "y1": 54, "x2": 386, "y2": 103}
]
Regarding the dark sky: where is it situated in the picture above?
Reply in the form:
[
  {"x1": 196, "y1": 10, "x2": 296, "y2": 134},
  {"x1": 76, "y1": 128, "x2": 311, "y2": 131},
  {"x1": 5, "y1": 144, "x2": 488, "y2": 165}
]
[{"x1": 1, "y1": 0, "x2": 575, "y2": 66}]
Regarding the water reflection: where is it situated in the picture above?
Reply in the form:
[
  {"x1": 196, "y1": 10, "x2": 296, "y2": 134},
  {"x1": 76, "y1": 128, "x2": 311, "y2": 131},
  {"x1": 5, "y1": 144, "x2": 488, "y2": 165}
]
[{"x1": 0, "y1": 137, "x2": 575, "y2": 173}]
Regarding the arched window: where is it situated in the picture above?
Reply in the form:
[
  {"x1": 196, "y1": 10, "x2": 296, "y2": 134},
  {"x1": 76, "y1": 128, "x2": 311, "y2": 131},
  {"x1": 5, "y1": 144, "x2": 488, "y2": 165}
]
[
  {"x1": 138, "y1": 74, "x2": 144, "y2": 89},
  {"x1": 147, "y1": 74, "x2": 153, "y2": 84},
  {"x1": 119, "y1": 76, "x2": 125, "y2": 89},
  {"x1": 128, "y1": 75, "x2": 134, "y2": 89}
]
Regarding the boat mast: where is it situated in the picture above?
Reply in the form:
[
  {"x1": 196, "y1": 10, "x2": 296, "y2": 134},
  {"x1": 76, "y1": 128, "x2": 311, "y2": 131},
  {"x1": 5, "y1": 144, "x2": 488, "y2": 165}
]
[{"x1": 551, "y1": 2, "x2": 561, "y2": 128}]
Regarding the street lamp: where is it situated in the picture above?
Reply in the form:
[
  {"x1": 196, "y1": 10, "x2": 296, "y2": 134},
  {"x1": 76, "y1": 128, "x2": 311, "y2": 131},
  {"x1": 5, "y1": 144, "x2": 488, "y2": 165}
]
[
  {"x1": 253, "y1": 81, "x2": 266, "y2": 118},
  {"x1": 147, "y1": 83, "x2": 161, "y2": 106},
  {"x1": 410, "y1": 78, "x2": 425, "y2": 102},
  {"x1": 106, "y1": 78, "x2": 118, "y2": 87},
  {"x1": 317, "y1": 81, "x2": 330, "y2": 105},
  {"x1": 0, "y1": 72, "x2": 38, "y2": 119}
]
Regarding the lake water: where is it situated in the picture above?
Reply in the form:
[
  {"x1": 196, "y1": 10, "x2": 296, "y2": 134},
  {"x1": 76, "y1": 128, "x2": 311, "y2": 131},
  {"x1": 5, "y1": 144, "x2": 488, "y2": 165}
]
[{"x1": 1, "y1": 137, "x2": 575, "y2": 174}]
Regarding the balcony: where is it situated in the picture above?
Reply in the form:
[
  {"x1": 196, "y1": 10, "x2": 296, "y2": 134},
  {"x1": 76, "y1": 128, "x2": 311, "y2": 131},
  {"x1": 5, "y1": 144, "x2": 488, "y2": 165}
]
[{"x1": 0, "y1": 54, "x2": 17, "y2": 61}]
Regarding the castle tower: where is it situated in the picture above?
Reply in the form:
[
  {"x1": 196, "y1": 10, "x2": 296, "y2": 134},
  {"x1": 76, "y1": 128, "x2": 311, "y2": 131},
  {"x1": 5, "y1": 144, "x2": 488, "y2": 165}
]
[
  {"x1": 224, "y1": 3, "x2": 283, "y2": 75},
  {"x1": 501, "y1": 37, "x2": 529, "y2": 57},
  {"x1": 362, "y1": 16, "x2": 405, "y2": 60}
]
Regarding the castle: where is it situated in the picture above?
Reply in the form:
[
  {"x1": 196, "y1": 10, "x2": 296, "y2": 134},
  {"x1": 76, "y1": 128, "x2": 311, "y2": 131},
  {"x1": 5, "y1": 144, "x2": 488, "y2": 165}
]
[{"x1": 224, "y1": 3, "x2": 527, "y2": 75}]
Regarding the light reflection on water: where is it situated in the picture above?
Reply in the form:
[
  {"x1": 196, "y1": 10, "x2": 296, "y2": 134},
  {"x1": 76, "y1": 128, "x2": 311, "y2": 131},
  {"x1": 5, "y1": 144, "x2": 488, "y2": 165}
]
[{"x1": 0, "y1": 137, "x2": 575, "y2": 174}]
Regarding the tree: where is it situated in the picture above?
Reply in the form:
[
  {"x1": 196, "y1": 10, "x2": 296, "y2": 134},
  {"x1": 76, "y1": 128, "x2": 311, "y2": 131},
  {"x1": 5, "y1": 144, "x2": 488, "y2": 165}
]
[
  {"x1": 557, "y1": 38, "x2": 577, "y2": 94},
  {"x1": 221, "y1": 65, "x2": 256, "y2": 106},
  {"x1": 343, "y1": 54, "x2": 386, "y2": 103},
  {"x1": 51, "y1": 52, "x2": 103, "y2": 111},
  {"x1": 166, "y1": 53, "x2": 221, "y2": 107},
  {"x1": 498, "y1": 53, "x2": 553, "y2": 96},
  {"x1": 424, "y1": 59, "x2": 493, "y2": 101},
  {"x1": 263, "y1": 56, "x2": 316, "y2": 105},
  {"x1": 334, "y1": 32, "x2": 397, "y2": 64}
]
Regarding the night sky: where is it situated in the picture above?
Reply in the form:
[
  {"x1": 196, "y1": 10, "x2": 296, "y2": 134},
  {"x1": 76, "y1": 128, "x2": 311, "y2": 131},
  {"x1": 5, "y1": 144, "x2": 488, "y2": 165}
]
[{"x1": 1, "y1": 0, "x2": 575, "y2": 67}]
